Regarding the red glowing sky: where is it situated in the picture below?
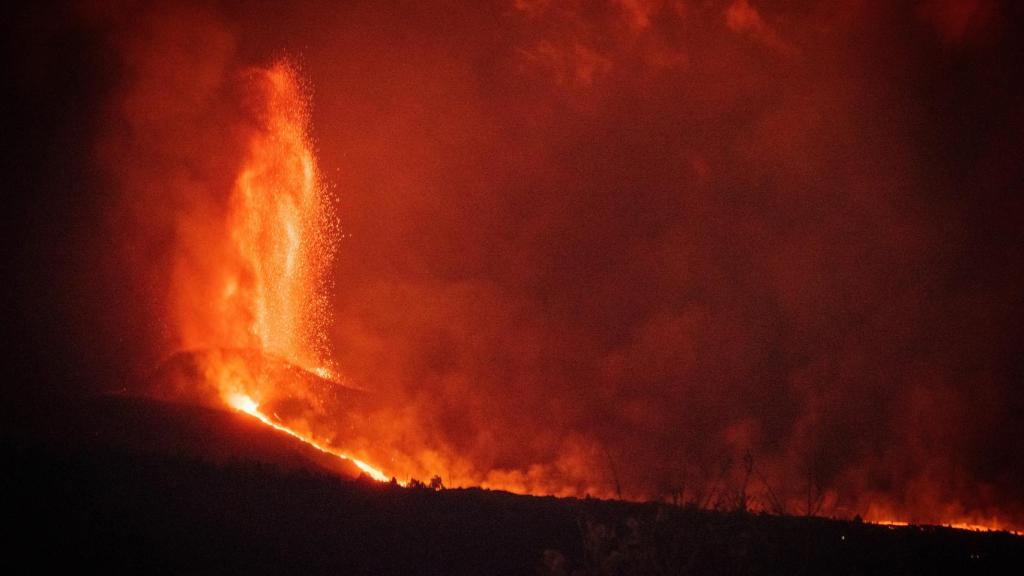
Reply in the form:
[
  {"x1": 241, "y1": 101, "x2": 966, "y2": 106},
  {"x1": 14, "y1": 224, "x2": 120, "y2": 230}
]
[{"x1": 4, "y1": 0, "x2": 1024, "y2": 530}]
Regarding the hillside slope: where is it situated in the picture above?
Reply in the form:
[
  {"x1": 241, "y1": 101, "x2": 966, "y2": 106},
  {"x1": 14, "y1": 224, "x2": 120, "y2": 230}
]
[{"x1": 5, "y1": 398, "x2": 1022, "y2": 575}]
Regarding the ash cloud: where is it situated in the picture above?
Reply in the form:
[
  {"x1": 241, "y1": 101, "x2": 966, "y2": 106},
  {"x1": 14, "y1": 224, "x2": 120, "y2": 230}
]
[{"x1": 291, "y1": 0, "x2": 1023, "y2": 524}]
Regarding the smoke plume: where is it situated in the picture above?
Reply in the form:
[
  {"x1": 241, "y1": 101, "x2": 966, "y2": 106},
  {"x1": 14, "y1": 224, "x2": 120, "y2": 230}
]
[{"x1": 50, "y1": 0, "x2": 1024, "y2": 529}]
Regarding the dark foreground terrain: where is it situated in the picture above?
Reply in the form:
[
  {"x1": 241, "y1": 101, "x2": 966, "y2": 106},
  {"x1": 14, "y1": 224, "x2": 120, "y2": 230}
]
[{"x1": 5, "y1": 397, "x2": 1022, "y2": 575}]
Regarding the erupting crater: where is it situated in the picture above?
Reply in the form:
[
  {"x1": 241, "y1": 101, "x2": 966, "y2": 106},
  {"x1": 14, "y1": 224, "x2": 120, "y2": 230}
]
[{"x1": 153, "y1": 61, "x2": 397, "y2": 483}]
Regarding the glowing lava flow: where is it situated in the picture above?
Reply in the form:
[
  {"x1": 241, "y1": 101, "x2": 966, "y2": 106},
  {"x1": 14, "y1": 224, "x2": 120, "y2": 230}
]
[
  {"x1": 872, "y1": 519, "x2": 1021, "y2": 536},
  {"x1": 226, "y1": 392, "x2": 391, "y2": 482}
]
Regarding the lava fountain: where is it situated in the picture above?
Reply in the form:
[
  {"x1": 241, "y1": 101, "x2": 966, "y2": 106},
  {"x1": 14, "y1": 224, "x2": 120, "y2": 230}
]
[
  {"x1": 190, "y1": 61, "x2": 334, "y2": 372},
  {"x1": 159, "y1": 61, "x2": 390, "y2": 481}
]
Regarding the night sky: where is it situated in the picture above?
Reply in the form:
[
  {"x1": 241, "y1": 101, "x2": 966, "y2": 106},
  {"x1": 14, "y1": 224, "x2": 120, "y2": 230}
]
[{"x1": 5, "y1": 0, "x2": 1023, "y2": 528}]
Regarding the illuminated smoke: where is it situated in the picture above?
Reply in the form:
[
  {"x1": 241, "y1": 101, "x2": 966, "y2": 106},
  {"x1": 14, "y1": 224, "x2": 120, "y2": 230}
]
[{"x1": 85, "y1": 0, "x2": 1024, "y2": 532}]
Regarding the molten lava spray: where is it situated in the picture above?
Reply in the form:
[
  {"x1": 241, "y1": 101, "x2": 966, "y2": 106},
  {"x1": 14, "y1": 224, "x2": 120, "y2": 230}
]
[
  {"x1": 184, "y1": 63, "x2": 394, "y2": 479},
  {"x1": 173, "y1": 62, "x2": 333, "y2": 372},
  {"x1": 98, "y1": 37, "x2": 387, "y2": 479}
]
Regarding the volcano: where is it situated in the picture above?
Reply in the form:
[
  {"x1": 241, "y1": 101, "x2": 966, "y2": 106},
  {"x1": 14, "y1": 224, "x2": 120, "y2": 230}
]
[
  {"x1": 148, "y1": 348, "x2": 390, "y2": 479},
  {"x1": 148, "y1": 348, "x2": 375, "y2": 425},
  {"x1": 11, "y1": 392, "x2": 369, "y2": 480},
  {"x1": 7, "y1": 348, "x2": 389, "y2": 482}
]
